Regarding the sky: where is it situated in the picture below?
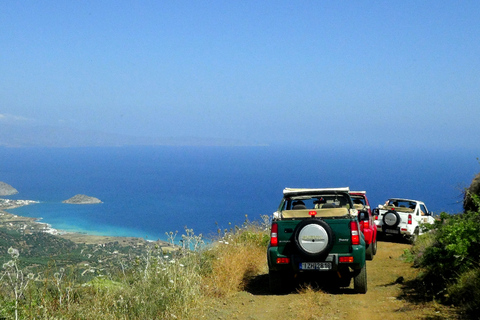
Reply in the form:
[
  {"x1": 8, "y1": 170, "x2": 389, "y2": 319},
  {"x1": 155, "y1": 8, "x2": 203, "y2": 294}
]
[{"x1": 1, "y1": 1, "x2": 480, "y2": 149}]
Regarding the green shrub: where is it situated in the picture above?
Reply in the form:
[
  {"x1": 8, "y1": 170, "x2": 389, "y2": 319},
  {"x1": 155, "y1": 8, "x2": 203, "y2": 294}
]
[
  {"x1": 464, "y1": 172, "x2": 480, "y2": 212},
  {"x1": 416, "y1": 211, "x2": 480, "y2": 278},
  {"x1": 448, "y1": 267, "x2": 480, "y2": 317},
  {"x1": 411, "y1": 190, "x2": 480, "y2": 316}
]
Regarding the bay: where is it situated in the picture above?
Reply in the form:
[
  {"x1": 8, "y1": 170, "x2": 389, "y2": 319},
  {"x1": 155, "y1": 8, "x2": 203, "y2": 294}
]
[{"x1": 0, "y1": 146, "x2": 478, "y2": 241}]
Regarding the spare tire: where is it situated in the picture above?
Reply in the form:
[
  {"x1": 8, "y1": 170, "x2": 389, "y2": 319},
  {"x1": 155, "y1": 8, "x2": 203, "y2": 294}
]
[
  {"x1": 294, "y1": 219, "x2": 334, "y2": 258},
  {"x1": 383, "y1": 210, "x2": 400, "y2": 228}
]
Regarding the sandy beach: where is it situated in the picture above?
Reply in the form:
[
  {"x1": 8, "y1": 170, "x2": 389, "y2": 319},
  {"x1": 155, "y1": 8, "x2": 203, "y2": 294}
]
[{"x1": 0, "y1": 200, "x2": 172, "y2": 248}]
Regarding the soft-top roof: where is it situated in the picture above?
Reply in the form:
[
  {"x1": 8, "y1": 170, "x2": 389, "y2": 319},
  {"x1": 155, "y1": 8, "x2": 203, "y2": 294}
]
[
  {"x1": 283, "y1": 187, "x2": 350, "y2": 197},
  {"x1": 349, "y1": 191, "x2": 366, "y2": 195},
  {"x1": 387, "y1": 198, "x2": 423, "y2": 204}
]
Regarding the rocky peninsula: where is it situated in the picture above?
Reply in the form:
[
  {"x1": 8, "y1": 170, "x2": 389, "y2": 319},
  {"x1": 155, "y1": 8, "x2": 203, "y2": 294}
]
[
  {"x1": 0, "y1": 198, "x2": 39, "y2": 210},
  {"x1": 0, "y1": 181, "x2": 18, "y2": 196},
  {"x1": 62, "y1": 194, "x2": 102, "y2": 204}
]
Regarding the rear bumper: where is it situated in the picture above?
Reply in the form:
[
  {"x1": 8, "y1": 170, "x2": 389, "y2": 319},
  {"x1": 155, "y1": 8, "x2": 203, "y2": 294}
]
[
  {"x1": 377, "y1": 225, "x2": 415, "y2": 236},
  {"x1": 268, "y1": 245, "x2": 365, "y2": 273}
]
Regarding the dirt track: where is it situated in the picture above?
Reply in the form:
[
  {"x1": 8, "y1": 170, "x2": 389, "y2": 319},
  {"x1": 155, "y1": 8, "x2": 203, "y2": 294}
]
[{"x1": 204, "y1": 240, "x2": 458, "y2": 319}]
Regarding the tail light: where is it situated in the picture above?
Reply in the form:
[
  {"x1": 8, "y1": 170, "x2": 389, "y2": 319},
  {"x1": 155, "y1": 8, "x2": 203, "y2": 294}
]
[
  {"x1": 276, "y1": 257, "x2": 290, "y2": 264},
  {"x1": 408, "y1": 214, "x2": 412, "y2": 225},
  {"x1": 350, "y1": 221, "x2": 360, "y2": 245},
  {"x1": 339, "y1": 256, "x2": 354, "y2": 263},
  {"x1": 363, "y1": 220, "x2": 369, "y2": 229},
  {"x1": 270, "y1": 223, "x2": 278, "y2": 247}
]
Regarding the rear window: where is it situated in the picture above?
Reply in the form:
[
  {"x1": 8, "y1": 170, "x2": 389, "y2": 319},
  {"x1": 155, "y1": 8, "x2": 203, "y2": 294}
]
[
  {"x1": 282, "y1": 194, "x2": 352, "y2": 210},
  {"x1": 387, "y1": 199, "x2": 416, "y2": 210}
]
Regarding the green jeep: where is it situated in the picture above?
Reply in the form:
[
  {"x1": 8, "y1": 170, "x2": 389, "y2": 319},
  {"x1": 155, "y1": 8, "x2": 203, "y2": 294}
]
[{"x1": 267, "y1": 187, "x2": 367, "y2": 294}]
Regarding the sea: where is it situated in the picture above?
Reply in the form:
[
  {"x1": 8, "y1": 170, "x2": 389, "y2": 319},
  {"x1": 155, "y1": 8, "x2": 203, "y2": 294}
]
[{"x1": 1, "y1": 146, "x2": 478, "y2": 242}]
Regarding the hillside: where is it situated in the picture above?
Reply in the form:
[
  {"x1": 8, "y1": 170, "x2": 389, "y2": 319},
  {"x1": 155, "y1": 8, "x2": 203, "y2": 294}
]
[
  {"x1": 0, "y1": 209, "x2": 171, "y2": 271},
  {"x1": 0, "y1": 210, "x2": 461, "y2": 319},
  {"x1": 0, "y1": 181, "x2": 18, "y2": 196}
]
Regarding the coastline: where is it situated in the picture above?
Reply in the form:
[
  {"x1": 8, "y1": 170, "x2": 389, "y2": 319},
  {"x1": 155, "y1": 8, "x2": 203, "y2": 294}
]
[{"x1": 0, "y1": 200, "x2": 173, "y2": 249}]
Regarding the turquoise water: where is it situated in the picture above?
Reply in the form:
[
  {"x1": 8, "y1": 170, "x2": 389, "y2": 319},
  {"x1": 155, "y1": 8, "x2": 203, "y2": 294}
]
[{"x1": 1, "y1": 146, "x2": 478, "y2": 241}]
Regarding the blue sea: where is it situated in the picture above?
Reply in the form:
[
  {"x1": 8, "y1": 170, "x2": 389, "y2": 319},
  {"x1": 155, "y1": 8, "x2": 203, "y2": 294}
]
[{"x1": 1, "y1": 146, "x2": 478, "y2": 241}]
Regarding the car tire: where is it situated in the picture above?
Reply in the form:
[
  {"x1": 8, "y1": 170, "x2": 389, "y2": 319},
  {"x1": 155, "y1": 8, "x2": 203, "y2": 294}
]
[
  {"x1": 353, "y1": 264, "x2": 367, "y2": 294},
  {"x1": 365, "y1": 243, "x2": 374, "y2": 260},
  {"x1": 410, "y1": 227, "x2": 420, "y2": 244},
  {"x1": 382, "y1": 210, "x2": 401, "y2": 228},
  {"x1": 294, "y1": 219, "x2": 334, "y2": 258},
  {"x1": 372, "y1": 238, "x2": 378, "y2": 255}
]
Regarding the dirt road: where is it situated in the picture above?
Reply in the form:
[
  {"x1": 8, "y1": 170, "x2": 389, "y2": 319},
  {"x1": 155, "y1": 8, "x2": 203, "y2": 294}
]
[{"x1": 204, "y1": 240, "x2": 458, "y2": 319}]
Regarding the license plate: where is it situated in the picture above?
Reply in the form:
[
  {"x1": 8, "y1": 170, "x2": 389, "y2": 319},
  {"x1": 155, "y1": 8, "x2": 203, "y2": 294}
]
[
  {"x1": 385, "y1": 229, "x2": 399, "y2": 234},
  {"x1": 299, "y1": 262, "x2": 332, "y2": 270}
]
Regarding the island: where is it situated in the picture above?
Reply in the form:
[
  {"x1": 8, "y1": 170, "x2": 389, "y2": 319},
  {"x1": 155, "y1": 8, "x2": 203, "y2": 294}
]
[
  {"x1": 0, "y1": 181, "x2": 19, "y2": 196},
  {"x1": 62, "y1": 194, "x2": 102, "y2": 204}
]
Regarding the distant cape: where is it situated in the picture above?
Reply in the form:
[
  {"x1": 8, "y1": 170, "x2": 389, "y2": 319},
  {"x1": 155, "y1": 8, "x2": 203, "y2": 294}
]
[
  {"x1": 0, "y1": 181, "x2": 18, "y2": 196},
  {"x1": 0, "y1": 123, "x2": 259, "y2": 147},
  {"x1": 63, "y1": 194, "x2": 102, "y2": 204}
]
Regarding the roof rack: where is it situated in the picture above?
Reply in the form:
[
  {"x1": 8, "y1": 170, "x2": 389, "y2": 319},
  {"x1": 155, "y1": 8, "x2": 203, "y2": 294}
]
[{"x1": 283, "y1": 187, "x2": 350, "y2": 196}]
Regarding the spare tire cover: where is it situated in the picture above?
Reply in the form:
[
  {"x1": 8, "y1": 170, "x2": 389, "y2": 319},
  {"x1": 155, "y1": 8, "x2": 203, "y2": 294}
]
[
  {"x1": 383, "y1": 211, "x2": 400, "y2": 227},
  {"x1": 294, "y1": 220, "x2": 334, "y2": 257}
]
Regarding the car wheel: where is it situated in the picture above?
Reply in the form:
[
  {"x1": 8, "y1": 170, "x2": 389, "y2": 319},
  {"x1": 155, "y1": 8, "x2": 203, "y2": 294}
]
[
  {"x1": 365, "y1": 243, "x2": 374, "y2": 260},
  {"x1": 269, "y1": 270, "x2": 293, "y2": 294},
  {"x1": 382, "y1": 210, "x2": 401, "y2": 228},
  {"x1": 410, "y1": 227, "x2": 420, "y2": 244},
  {"x1": 353, "y1": 264, "x2": 367, "y2": 294},
  {"x1": 294, "y1": 219, "x2": 334, "y2": 258},
  {"x1": 372, "y1": 238, "x2": 378, "y2": 255}
]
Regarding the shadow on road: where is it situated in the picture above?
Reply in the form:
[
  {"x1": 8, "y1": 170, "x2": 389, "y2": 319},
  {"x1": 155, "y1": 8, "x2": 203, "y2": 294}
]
[
  {"x1": 377, "y1": 233, "x2": 413, "y2": 244},
  {"x1": 245, "y1": 274, "x2": 270, "y2": 295},
  {"x1": 245, "y1": 273, "x2": 361, "y2": 296}
]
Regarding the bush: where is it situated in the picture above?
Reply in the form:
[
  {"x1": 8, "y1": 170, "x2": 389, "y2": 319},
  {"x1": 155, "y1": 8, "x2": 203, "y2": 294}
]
[
  {"x1": 464, "y1": 172, "x2": 480, "y2": 212},
  {"x1": 415, "y1": 211, "x2": 480, "y2": 279},
  {"x1": 410, "y1": 192, "x2": 480, "y2": 316},
  {"x1": 448, "y1": 267, "x2": 480, "y2": 317}
]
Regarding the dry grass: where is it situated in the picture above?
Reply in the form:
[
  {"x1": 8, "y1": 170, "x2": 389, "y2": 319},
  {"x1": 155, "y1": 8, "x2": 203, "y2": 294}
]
[
  {"x1": 202, "y1": 241, "x2": 267, "y2": 297},
  {"x1": 294, "y1": 285, "x2": 330, "y2": 320}
]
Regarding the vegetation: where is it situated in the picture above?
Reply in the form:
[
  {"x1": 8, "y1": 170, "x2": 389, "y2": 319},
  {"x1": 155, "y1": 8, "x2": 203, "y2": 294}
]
[
  {"x1": 0, "y1": 214, "x2": 271, "y2": 319},
  {"x1": 463, "y1": 171, "x2": 480, "y2": 212},
  {"x1": 5, "y1": 167, "x2": 480, "y2": 319},
  {"x1": 407, "y1": 171, "x2": 480, "y2": 318}
]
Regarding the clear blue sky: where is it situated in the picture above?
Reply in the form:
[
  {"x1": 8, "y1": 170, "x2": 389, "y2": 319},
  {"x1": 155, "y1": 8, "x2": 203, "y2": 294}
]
[{"x1": 1, "y1": 1, "x2": 479, "y2": 148}]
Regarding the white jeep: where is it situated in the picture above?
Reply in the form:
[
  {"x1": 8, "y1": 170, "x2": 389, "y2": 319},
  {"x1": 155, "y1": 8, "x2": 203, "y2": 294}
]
[{"x1": 373, "y1": 198, "x2": 435, "y2": 242}]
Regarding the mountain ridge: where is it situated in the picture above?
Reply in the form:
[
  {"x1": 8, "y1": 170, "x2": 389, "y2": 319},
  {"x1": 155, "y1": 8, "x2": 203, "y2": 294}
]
[{"x1": 0, "y1": 123, "x2": 260, "y2": 147}]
